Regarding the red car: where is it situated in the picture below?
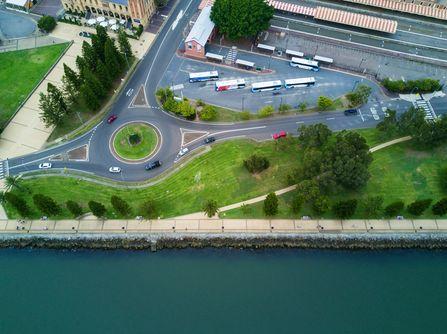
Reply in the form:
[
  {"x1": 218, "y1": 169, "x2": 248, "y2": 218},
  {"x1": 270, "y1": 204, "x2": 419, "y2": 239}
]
[
  {"x1": 107, "y1": 115, "x2": 117, "y2": 124},
  {"x1": 273, "y1": 131, "x2": 287, "y2": 140}
]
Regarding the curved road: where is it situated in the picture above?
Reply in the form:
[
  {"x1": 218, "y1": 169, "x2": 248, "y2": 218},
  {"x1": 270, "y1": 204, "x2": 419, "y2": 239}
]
[{"x1": 5, "y1": 0, "x2": 407, "y2": 182}]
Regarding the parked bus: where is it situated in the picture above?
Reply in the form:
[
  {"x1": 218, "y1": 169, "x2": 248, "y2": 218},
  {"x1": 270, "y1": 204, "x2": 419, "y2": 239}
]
[
  {"x1": 215, "y1": 79, "x2": 246, "y2": 91},
  {"x1": 251, "y1": 80, "x2": 282, "y2": 93},
  {"x1": 313, "y1": 55, "x2": 333, "y2": 64},
  {"x1": 189, "y1": 71, "x2": 219, "y2": 83},
  {"x1": 290, "y1": 57, "x2": 319, "y2": 71},
  {"x1": 284, "y1": 77, "x2": 316, "y2": 89}
]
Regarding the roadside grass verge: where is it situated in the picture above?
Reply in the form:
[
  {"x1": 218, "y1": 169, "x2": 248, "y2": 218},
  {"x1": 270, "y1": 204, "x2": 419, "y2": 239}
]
[
  {"x1": 5, "y1": 138, "x2": 302, "y2": 219},
  {"x1": 0, "y1": 43, "x2": 69, "y2": 130}
]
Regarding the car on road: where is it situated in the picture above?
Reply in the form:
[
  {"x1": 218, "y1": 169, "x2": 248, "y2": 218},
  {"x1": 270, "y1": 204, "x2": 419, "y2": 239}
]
[
  {"x1": 109, "y1": 166, "x2": 121, "y2": 173},
  {"x1": 273, "y1": 91, "x2": 281, "y2": 96},
  {"x1": 272, "y1": 131, "x2": 287, "y2": 140},
  {"x1": 344, "y1": 109, "x2": 358, "y2": 116},
  {"x1": 38, "y1": 163, "x2": 52, "y2": 169},
  {"x1": 145, "y1": 160, "x2": 162, "y2": 170},
  {"x1": 178, "y1": 147, "x2": 189, "y2": 157},
  {"x1": 79, "y1": 31, "x2": 92, "y2": 38},
  {"x1": 107, "y1": 115, "x2": 118, "y2": 123},
  {"x1": 204, "y1": 137, "x2": 215, "y2": 144}
]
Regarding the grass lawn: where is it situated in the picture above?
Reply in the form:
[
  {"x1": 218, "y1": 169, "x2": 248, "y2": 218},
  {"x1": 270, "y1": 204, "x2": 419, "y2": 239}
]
[
  {"x1": 0, "y1": 43, "x2": 69, "y2": 129},
  {"x1": 113, "y1": 123, "x2": 158, "y2": 160},
  {"x1": 6, "y1": 138, "x2": 302, "y2": 219},
  {"x1": 224, "y1": 140, "x2": 447, "y2": 219}
]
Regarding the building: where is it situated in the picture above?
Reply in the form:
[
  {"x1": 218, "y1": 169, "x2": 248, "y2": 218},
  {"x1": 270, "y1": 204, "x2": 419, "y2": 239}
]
[
  {"x1": 184, "y1": 5, "x2": 215, "y2": 59},
  {"x1": 61, "y1": 0, "x2": 156, "y2": 27},
  {"x1": 5, "y1": 0, "x2": 33, "y2": 12}
]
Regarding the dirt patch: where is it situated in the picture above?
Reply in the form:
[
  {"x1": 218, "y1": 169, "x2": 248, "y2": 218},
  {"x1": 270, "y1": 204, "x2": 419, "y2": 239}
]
[
  {"x1": 183, "y1": 131, "x2": 207, "y2": 146},
  {"x1": 67, "y1": 145, "x2": 88, "y2": 161},
  {"x1": 405, "y1": 149, "x2": 431, "y2": 159},
  {"x1": 130, "y1": 85, "x2": 148, "y2": 107}
]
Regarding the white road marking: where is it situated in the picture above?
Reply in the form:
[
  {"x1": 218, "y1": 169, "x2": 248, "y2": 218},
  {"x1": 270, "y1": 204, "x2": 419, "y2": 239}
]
[
  {"x1": 370, "y1": 107, "x2": 380, "y2": 120},
  {"x1": 296, "y1": 121, "x2": 304, "y2": 124},
  {"x1": 326, "y1": 117, "x2": 335, "y2": 120},
  {"x1": 171, "y1": 9, "x2": 183, "y2": 30},
  {"x1": 171, "y1": 84, "x2": 184, "y2": 90},
  {"x1": 358, "y1": 108, "x2": 365, "y2": 122},
  {"x1": 211, "y1": 126, "x2": 266, "y2": 136}
]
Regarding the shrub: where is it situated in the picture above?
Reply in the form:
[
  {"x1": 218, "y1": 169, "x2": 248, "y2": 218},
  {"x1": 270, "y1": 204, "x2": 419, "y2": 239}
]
[
  {"x1": 439, "y1": 166, "x2": 447, "y2": 193},
  {"x1": 38, "y1": 15, "x2": 57, "y2": 32},
  {"x1": 33, "y1": 194, "x2": 61, "y2": 216},
  {"x1": 178, "y1": 100, "x2": 196, "y2": 119},
  {"x1": 432, "y1": 198, "x2": 447, "y2": 216},
  {"x1": 156, "y1": 87, "x2": 173, "y2": 104},
  {"x1": 278, "y1": 104, "x2": 291, "y2": 113},
  {"x1": 258, "y1": 105, "x2": 274, "y2": 118},
  {"x1": 5, "y1": 192, "x2": 30, "y2": 217},
  {"x1": 407, "y1": 199, "x2": 432, "y2": 216},
  {"x1": 66, "y1": 200, "x2": 83, "y2": 218},
  {"x1": 111, "y1": 195, "x2": 131, "y2": 216},
  {"x1": 203, "y1": 199, "x2": 219, "y2": 218},
  {"x1": 128, "y1": 133, "x2": 141, "y2": 145},
  {"x1": 291, "y1": 194, "x2": 303, "y2": 214},
  {"x1": 196, "y1": 99, "x2": 205, "y2": 107},
  {"x1": 139, "y1": 200, "x2": 157, "y2": 219},
  {"x1": 317, "y1": 96, "x2": 333, "y2": 111},
  {"x1": 332, "y1": 199, "x2": 357, "y2": 219},
  {"x1": 239, "y1": 111, "x2": 251, "y2": 120},
  {"x1": 363, "y1": 196, "x2": 384, "y2": 217},
  {"x1": 243, "y1": 155, "x2": 270, "y2": 174},
  {"x1": 199, "y1": 105, "x2": 217, "y2": 121},
  {"x1": 88, "y1": 200, "x2": 106, "y2": 218},
  {"x1": 382, "y1": 78, "x2": 442, "y2": 94},
  {"x1": 312, "y1": 196, "x2": 329, "y2": 216},
  {"x1": 384, "y1": 201, "x2": 405, "y2": 217},
  {"x1": 135, "y1": 24, "x2": 144, "y2": 37},
  {"x1": 163, "y1": 97, "x2": 179, "y2": 113},
  {"x1": 263, "y1": 192, "x2": 278, "y2": 216},
  {"x1": 298, "y1": 102, "x2": 307, "y2": 113}
]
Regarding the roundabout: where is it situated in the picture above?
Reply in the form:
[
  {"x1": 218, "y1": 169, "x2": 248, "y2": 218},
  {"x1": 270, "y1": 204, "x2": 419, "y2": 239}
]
[{"x1": 110, "y1": 122, "x2": 161, "y2": 163}]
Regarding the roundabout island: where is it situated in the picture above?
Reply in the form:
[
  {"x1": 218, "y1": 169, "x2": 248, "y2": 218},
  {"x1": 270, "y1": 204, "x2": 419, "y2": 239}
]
[{"x1": 111, "y1": 122, "x2": 160, "y2": 163}]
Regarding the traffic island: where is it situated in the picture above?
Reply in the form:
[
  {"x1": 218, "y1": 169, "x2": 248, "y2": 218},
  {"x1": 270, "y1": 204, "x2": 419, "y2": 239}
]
[{"x1": 110, "y1": 122, "x2": 161, "y2": 163}]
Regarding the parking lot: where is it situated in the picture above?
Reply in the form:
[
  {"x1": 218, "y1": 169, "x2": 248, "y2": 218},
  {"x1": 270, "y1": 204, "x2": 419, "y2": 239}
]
[
  {"x1": 0, "y1": 9, "x2": 36, "y2": 39},
  {"x1": 159, "y1": 46, "x2": 389, "y2": 113},
  {"x1": 30, "y1": 0, "x2": 63, "y2": 18}
]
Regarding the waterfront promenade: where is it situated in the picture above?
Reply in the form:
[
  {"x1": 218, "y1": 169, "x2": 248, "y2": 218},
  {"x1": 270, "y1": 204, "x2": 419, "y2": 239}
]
[{"x1": 0, "y1": 218, "x2": 446, "y2": 234}]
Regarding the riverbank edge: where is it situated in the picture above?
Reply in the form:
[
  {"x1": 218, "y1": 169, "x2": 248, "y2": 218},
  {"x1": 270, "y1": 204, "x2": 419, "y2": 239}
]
[{"x1": 1, "y1": 233, "x2": 447, "y2": 250}]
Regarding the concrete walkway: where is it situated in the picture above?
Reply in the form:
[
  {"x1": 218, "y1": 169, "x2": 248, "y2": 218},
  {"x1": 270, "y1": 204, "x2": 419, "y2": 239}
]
[
  {"x1": 369, "y1": 136, "x2": 412, "y2": 153},
  {"x1": 0, "y1": 218, "x2": 446, "y2": 234}
]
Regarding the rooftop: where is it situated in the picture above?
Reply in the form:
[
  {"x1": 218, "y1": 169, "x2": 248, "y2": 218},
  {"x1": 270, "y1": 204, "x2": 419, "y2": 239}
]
[{"x1": 185, "y1": 5, "x2": 215, "y2": 46}]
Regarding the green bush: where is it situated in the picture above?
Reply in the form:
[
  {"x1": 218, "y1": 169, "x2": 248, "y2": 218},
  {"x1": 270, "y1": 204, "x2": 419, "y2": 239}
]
[
  {"x1": 111, "y1": 195, "x2": 131, "y2": 216},
  {"x1": 439, "y1": 166, "x2": 447, "y2": 193},
  {"x1": 432, "y1": 198, "x2": 447, "y2": 216},
  {"x1": 382, "y1": 78, "x2": 442, "y2": 94},
  {"x1": 66, "y1": 200, "x2": 83, "y2": 218},
  {"x1": 332, "y1": 199, "x2": 357, "y2": 219},
  {"x1": 278, "y1": 104, "x2": 291, "y2": 113},
  {"x1": 5, "y1": 192, "x2": 30, "y2": 217},
  {"x1": 162, "y1": 97, "x2": 179, "y2": 113},
  {"x1": 243, "y1": 154, "x2": 270, "y2": 174},
  {"x1": 317, "y1": 96, "x2": 333, "y2": 111},
  {"x1": 384, "y1": 201, "x2": 405, "y2": 217},
  {"x1": 407, "y1": 199, "x2": 432, "y2": 216},
  {"x1": 199, "y1": 105, "x2": 217, "y2": 121},
  {"x1": 239, "y1": 111, "x2": 251, "y2": 120},
  {"x1": 33, "y1": 194, "x2": 61, "y2": 216},
  {"x1": 38, "y1": 15, "x2": 57, "y2": 33},
  {"x1": 258, "y1": 105, "x2": 274, "y2": 118},
  {"x1": 88, "y1": 200, "x2": 106, "y2": 218},
  {"x1": 139, "y1": 200, "x2": 157, "y2": 219},
  {"x1": 263, "y1": 192, "x2": 278, "y2": 216}
]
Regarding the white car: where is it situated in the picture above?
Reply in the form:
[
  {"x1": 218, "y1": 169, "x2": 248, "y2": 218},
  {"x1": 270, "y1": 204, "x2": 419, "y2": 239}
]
[
  {"x1": 109, "y1": 166, "x2": 121, "y2": 173},
  {"x1": 178, "y1": 147, "x2": 189, "y2": 157},
  {"x1": 38, "y1": 163, "x2": 52, "y2": 169}
]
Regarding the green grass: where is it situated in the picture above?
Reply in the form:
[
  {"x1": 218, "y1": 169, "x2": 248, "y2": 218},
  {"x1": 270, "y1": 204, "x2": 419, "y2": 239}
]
[
  {"x1": 224, "y1": 141, "x2": 447, "y2": 219},
  {"x1": 113, "y1": 123, "x2": 158, "y2": 160},
  {"x1": 0, "y1": 43, "x2": 69, "y2": 129},
  {"x1": 6, "y1": 138, "x2": 302, "y2": 219}
]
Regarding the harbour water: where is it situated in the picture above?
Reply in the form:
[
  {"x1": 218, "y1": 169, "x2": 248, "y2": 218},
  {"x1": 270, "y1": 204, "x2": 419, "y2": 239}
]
[{"x1": 0, "y1": 248, "x2": 446, "y2": 333}]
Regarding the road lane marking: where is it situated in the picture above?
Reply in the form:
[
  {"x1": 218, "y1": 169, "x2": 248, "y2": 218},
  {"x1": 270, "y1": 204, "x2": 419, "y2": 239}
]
[
  {"x1": 211, "y1": 126, "x2": 266, "y2": 136},
  {"x1": 326, "y1": 117, "x2": 335, "y2": 120},
  {"x1": 358, "y1": 109, "x2": 365, "y2": 122},
  {"x1": 296, "y1": 121, "x2": 304, "y2": 124},
  {"x1": 171, "y1": 9, "x2": 183, "y2": 30}
]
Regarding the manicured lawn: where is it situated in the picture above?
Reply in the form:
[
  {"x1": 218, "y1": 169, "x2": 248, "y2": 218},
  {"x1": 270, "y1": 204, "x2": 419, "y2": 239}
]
[
  {"x1": 113, "y1": 123, "x2": 158, "y2": 160},
  {"x1": 6, "y1": 138, "x2": 302, "y2": 218},
  {"x1": 224, "y1": 141, "x2": 447, "y2": 219},
  {"x1": 0, "y1": 43, "x2": 69, "y2": 129}
]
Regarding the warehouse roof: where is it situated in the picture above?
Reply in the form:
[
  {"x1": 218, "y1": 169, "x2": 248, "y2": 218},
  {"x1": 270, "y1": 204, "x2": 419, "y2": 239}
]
[{"x1": 185, "y1": 5, "x2": 215, "y2": 46}]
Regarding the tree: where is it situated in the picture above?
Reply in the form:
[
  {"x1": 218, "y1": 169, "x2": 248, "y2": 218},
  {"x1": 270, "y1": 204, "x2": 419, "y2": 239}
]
[
  {"x1": 432, "y1": 198, "x2": 447, "y2": 216},
  {"x1": 110, "y1": 195, "x2": 131, "y2": 216},
  {"x1": 76, "y1": 55, "x2": 89, "y2": 80},
  {"x1": 118, "y1": 29, "x2": 132, "y2": 61},
  {"x1": 203, "y1": 199, "x2": 219, "y2": 218},
  {"x1": 298, "y1": 102, "x2": 307, "y2": 113},
  {"x1": 88, "y1": 200, "x2": 106, "y2": 218},
  {"x1": 33, "y1": 194, "x2": 61, "y2": 216},
  {"x1": 363, "y1": 196, "x2": 383, "y2": 217},
  {"x1": 156, "y1": 87, "x2": 174, "y2": 104},
  {"x1": 346, "y1": 84, "x2": 372, "y2": 107},
  {"x1": 80, "y1": 71, "x2": 105, "y2": 110},
  {"x1": 376, "y1": 109, "x2": 398, "y2": 138},
  {"x1": 92, "y1": 25, "x2": 109, "y2": 62},
  {"x1": 66, "y1": 200, "x2": 83, "y2": 218},
  {"x1": 178, "y1": 100, "x2": 196, "y2": 119},
  {"x1": 210, "y1": 0, "x2": 274, "y2": 40},
  {"x1": 104, "y1": 38, "x2": 123, "y2": 78},
  {"x1": 407, "y1": 199, "x2": 432, "y2": 216},
  {"x1": 81, "y1": 41, "x2": 98, "y2": 72},
  {"x1": 384, "y1": 201, "x2": 405, "y2": 217},
  {"x1": 258, "y1": 105, "x2": 274, "y2": 118},
  {"x1": 62, "y1": 64, "x2": 81, "y2": 104},
  {"x1": 312, "y1": 196, "x2": 329, "y2": 216},
  {"x1": 291, "y1": 194, "x2": 303, "y2": 214},
  {"x1": 199, "y1": 105, "x2": 217, "y2": 121},
  {"x1": 298, "y1": 124, "x2": 332, "y2": 148},
  {"x1": 155, "y1": 0, "x2": 168, "y2": 7},
  {"x1": 397, "y1": 107, "x2": 426, "y2": 137},
  {"x1": 295, "y1": 179, "x2": 320, "y2": 203},
  {"x1": 317, "y1": 96, "x2": 333, "y2": 111},
  {"x1": 4, "y1": 175, "x2": 23, "y2": 192},
  {"x1": 439, "y1": 166, "x2": 447, "y2": 193},
  {"x1": 5, "y1": 192, "x2": 30, "y2": 217},
  {"x1": 39, "y1": 83, "x2": 68, "y2": 127},
  {"x1": 139, "y1": 200, "x2": 157, "y2": 219},
  {"x1": 278, "y1": 104, "x2": 291, "y2": 113},
  {"x1": 80, "y1": 83, "x2": 101, "y2": 111},
  {"x1": 96, "y1": 61, "x2": 112, "y2": 90},
  {"x1": 243, "y1": 155, "x2": 269, "y2": 174},
  {"x1": 332, "y1": 199, "x2": 357, "y2": 219},
  {"x1": 263, "y1": 192, "x2": 278, "y2": 216},
  {"x1": 37, "y1": 15, "x2": 57, "y2": 32}
]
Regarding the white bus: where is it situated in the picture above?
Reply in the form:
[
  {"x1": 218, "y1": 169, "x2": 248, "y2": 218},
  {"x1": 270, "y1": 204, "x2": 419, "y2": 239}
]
[
  {"x1": 284, "y1": 77, "x2": 316, "y2": 89},
  {"x1": 313, "y1": 55, "x2": 333, "y2": 64},
  {"x1": 189, "y1": 71, "x2": 219, "y2": 83},
  {"x1": 285, "y1": 49, "x2": 304, "y2": 58},
  {"x1": 215, "y1": 79, "x2": 246, "y2": 91},
  {"x1": 251, "y1": 80, "x2": 282, "y2": 93},
  {"x1": 290, "y1": 57, "x2": 319, "y2": 71}
]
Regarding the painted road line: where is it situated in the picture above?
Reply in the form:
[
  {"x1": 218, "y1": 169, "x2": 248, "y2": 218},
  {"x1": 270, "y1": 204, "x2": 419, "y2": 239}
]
[
  {"x1": 358, "y1": 109, "x2": 365, "y2": 122},
  {"x1": 211, "y1": 126, "x2": 267, "y2": 137},
  {"x1": 171, "y1": 84, "x2": 184, "y2": 90},
  {"x1": 171, "y1": 9, "x2": 183, "y2": 30},
  {"x1": 296, "y1": 121, "x2": 304, "y2": 124},
  {"x1": 326, "y1": 117, "x2": 335, "y2": 120},
  {"x1": 370, "y1": 107, "x2": 380, "y2": 120}
]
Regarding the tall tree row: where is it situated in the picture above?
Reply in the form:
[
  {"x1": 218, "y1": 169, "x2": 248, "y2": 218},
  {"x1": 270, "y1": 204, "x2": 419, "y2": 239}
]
[{"x1": 39, "y1": 26, "x2": 132, "y2": 127}]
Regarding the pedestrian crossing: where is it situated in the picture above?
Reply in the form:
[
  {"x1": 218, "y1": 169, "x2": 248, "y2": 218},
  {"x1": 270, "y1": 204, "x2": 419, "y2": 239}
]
[
  {"x1": 226, "y1": 47, "x2": 238, "y2": 63},
  {"x1": 0, "y1": 160, "x2": 8, "y2": 180},
  {"x1": 413, "y1": 99, "x2": 436, "y2": 121}
]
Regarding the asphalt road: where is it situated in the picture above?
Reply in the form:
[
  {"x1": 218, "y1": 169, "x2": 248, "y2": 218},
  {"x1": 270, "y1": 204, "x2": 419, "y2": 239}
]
[{"x1": 2, "y1": 0, "x2": 442, "y2": 182}]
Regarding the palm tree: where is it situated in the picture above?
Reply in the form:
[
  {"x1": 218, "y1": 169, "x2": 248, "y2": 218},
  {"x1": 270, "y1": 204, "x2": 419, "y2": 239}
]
[
  {"x1": 203, "y1": 199, "x2": 219, "y2": 218},
  {"x1": 5, "y1": 175, "x2": 22, "y2": 192}
]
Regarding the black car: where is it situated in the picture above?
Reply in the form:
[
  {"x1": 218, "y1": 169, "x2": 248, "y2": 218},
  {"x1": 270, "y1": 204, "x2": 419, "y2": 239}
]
[
  {"x1": 344, "y1": 109, "x2": 358, "y2": 116},
  {"x1": 79, "y1": 31, "x2": 92, "y2": 38},
  {"x1": 204, "y1": 137, "x2": 216, "y2": 144},
  {"x1": 145, "y1": 160, "x2": 162, "y2": 170}
]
